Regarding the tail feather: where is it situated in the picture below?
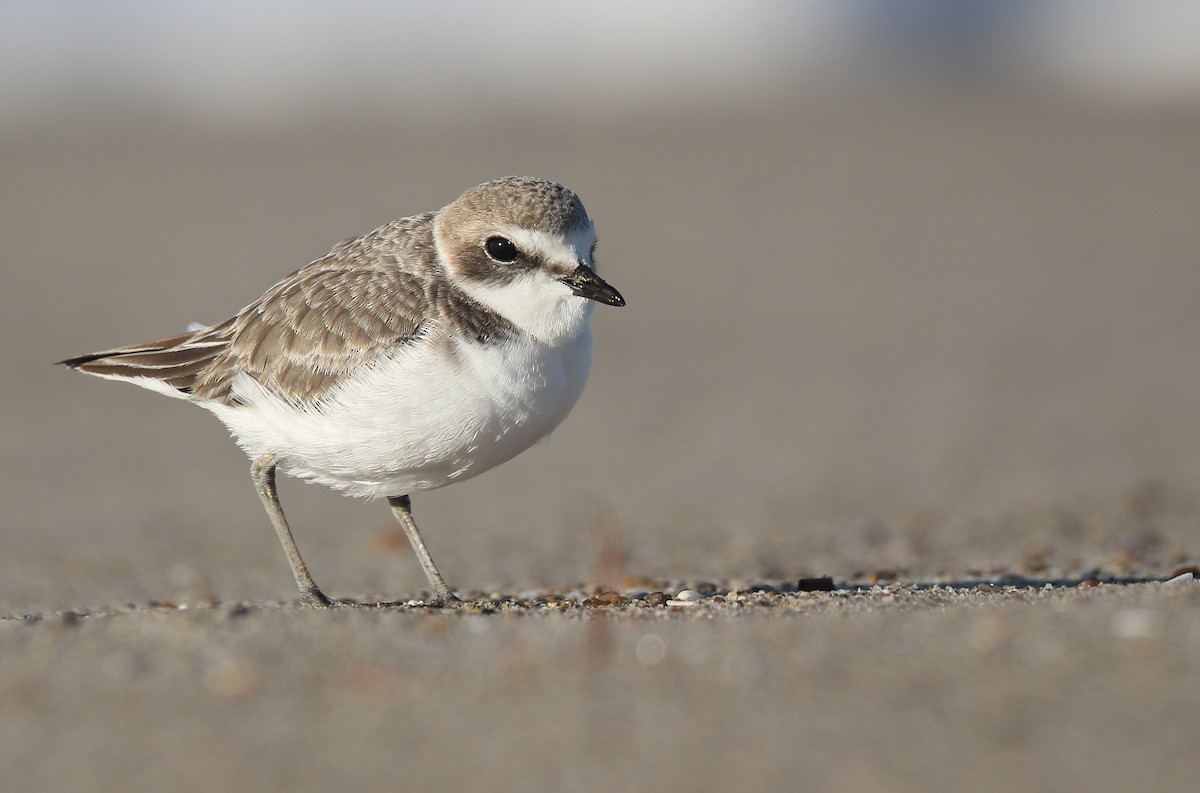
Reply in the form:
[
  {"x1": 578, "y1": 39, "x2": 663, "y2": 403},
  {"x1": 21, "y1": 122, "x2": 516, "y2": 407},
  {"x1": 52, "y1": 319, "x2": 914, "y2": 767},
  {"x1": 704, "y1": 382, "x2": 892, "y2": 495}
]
[
  {"x1": 60, "y1": 325, "x2": 232, "y2": 397},
  {"x1": 59, "y1": 332, "x2": 193, "y2": 369}
]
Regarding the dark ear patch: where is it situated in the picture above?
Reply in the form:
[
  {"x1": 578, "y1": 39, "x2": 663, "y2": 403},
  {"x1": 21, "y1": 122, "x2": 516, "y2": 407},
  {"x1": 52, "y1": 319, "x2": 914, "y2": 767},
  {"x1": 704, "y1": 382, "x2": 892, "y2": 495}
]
[
  {"x1": 453, "y1": 237, "x2": 540, "y2": 285},
  {"x1": 454, "y1": 246, "x2": 509, "y2": 285}
]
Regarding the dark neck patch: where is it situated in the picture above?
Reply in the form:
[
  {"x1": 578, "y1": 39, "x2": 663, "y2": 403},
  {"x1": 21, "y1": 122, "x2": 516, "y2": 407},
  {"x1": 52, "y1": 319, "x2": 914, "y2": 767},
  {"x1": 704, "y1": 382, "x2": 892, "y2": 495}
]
[{"x1": 433, "y1": 281, "x2": 518, "y2": 344}]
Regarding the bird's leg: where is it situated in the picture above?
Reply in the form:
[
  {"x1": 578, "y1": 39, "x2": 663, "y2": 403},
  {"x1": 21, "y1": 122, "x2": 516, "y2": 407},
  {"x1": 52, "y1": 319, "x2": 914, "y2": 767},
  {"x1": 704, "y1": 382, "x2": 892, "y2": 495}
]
[
  {"x1": 388, "y1": 495, "x2": 459, "y2": 606},
  {"x1": 250, "y1": 453, "x2": 335, "y2": 608}
]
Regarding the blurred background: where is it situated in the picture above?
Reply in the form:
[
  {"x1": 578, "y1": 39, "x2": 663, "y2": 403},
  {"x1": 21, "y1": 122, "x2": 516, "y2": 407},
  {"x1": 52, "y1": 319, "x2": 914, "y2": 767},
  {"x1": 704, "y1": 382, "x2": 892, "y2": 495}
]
[
  {"x1": 3, "y1": 0, "x2": 1200, "y2": 610},
  {"x1": 5, "y1": 5, "x2": 1200, "y2": 793}
]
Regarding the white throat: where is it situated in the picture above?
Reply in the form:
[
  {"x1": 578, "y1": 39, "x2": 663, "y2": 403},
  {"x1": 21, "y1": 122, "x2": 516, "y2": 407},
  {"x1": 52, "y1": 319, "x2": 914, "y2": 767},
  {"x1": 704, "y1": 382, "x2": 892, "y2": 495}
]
[{"x1": 459, "y1": 272, "x2": 595, "y2": 346}]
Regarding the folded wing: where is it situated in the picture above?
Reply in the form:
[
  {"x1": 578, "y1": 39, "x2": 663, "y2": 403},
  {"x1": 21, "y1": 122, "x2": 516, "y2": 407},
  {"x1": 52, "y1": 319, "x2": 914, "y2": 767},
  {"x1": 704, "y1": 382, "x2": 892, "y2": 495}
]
[{"x1": 62, "y1": 265, "x2": 432, "y2": 407}]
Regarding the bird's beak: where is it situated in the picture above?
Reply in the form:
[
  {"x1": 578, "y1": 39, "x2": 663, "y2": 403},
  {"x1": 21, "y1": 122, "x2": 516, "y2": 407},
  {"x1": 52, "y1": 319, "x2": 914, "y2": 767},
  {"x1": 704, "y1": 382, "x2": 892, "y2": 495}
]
[{"x1": 559, "y1": 264, "x2": 625, "y2": 307}]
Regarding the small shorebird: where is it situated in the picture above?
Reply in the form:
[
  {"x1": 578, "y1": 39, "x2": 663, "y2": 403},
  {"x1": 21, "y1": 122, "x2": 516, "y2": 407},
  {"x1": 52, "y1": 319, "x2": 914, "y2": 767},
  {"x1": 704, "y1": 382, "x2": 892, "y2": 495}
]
[{"x1": 61, "y1": 176, "x2": 624, "y2": 607}]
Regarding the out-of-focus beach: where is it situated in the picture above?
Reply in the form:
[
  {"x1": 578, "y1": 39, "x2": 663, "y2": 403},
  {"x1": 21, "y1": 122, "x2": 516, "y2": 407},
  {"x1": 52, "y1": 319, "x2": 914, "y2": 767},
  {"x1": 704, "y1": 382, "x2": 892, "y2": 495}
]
[{"x1": 2, "y1": 4, "x2": 1198, "y2": 791}]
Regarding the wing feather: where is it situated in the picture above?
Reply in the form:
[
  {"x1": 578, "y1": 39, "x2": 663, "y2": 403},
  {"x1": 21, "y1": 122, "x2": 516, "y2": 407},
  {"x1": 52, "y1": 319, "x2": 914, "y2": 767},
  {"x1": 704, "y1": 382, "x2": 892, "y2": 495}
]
[
  {"x1": 194, "y1": 265, "x2": 433, "y2": 405},
  {"x1": 63, "y1": 213, "x2": 444, "y2": 406}
]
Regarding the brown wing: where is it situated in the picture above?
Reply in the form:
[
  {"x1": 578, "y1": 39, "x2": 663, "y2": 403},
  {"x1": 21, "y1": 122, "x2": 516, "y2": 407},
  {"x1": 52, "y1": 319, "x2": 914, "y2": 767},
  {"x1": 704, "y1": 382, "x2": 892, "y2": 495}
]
[
  {"x1": 63, "y1": 215, "x2": 444, "y2": 406},
  {"x1": 191, "y1": 265, "x2": 432, "y2": 406},
  {"x1": 62, "y1": 267, "x2": 434, "y2": 406}
]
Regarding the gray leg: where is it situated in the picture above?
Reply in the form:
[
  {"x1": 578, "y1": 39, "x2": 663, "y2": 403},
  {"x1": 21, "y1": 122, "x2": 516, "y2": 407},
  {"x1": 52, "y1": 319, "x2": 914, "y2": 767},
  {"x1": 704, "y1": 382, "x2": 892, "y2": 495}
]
[
  {"x1": 388, "y1": 495, "x2": 458, "y2": 605},
  {"x1": 250, "y1": 454, "x2": 333, "y2": 608}
]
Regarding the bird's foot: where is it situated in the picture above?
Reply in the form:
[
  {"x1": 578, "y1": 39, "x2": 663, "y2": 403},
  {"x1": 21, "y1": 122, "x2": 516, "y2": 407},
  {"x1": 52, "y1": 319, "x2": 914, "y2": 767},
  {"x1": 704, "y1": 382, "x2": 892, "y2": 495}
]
[
  {"x1": 299, "y1": 586, "x2": 338, "y2": 609},
  {"x1": 298, "y1": 585, "x2": 461, "y2": 610},
  {"x1": 424, "y1": 590, "x2": 462, "y2": 609}
]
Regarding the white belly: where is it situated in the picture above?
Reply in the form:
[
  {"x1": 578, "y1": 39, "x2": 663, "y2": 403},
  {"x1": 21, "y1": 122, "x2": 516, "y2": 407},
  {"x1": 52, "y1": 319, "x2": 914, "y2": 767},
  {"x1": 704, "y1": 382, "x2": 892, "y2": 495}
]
[{"x1": 206, "y1": 327, "x2": 593, "y2": 498}]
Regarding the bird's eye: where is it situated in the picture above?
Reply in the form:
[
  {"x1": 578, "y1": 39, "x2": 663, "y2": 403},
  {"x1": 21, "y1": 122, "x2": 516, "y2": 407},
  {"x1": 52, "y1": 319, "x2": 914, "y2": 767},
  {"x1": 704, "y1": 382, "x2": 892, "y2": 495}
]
[{"x1": 484, "y1": 236, "x2": 519, "y2": 263}]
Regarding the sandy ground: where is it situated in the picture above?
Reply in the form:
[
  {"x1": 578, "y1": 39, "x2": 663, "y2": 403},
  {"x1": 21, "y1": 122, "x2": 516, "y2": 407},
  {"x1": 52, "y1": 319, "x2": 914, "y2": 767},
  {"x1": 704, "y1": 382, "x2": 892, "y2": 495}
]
[{"x1": 2, "y1": 98, "x2": 1199, "y2": 791}]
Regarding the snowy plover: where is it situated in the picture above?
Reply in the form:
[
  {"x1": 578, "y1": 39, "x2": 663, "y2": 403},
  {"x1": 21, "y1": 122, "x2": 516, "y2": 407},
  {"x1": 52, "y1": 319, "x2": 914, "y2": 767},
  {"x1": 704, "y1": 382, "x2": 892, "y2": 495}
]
[{"x1": 61, "y1": 176, "x2": 624, "y2": 608}]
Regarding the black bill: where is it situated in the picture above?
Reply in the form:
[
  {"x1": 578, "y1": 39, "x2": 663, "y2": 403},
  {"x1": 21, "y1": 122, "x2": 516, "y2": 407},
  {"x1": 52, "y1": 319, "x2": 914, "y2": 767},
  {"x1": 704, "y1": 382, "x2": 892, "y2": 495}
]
[{"x1": 559, "y1": 264, "x2": 625, "y2": 307}]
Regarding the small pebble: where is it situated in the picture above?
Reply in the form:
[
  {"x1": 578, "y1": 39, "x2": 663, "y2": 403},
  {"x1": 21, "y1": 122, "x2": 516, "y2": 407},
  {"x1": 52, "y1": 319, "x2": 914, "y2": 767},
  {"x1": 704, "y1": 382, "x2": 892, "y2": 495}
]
[
  {"x1": 675, "y1": 589, "x2": 703, "y2": 602},
  {"x1": 1163, "y1": 571, "x2": 1194, "y2": 585},
  {"x1": 225, "y1": 603, "x2": 253, "y2": 620},
  {"x1": 644, "y1": 592, "x2": 668, "y2": 607},
  {"x1": 797, "y1": 576, "x2": 835, "y2": 592},
  {"x1": 58, "y1": 610, "x2": 83, "y2": 627},
  {"x1": 583, "y1": 592, "x2": 630, "y2": 608}
]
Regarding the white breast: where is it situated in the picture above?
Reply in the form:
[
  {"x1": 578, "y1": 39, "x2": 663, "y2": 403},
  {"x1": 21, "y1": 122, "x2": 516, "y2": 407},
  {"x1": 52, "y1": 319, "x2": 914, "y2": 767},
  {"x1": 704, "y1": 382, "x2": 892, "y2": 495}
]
[{"x1": 205, "y1": 324, "x2": 594, "y2": 499}]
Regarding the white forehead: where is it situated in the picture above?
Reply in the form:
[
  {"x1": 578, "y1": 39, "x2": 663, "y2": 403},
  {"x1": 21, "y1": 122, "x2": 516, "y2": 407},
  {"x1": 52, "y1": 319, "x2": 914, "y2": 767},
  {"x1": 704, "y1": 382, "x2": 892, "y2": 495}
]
[{"x1": 502, "y1": 222, "x2": 596, "y2": 265}]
